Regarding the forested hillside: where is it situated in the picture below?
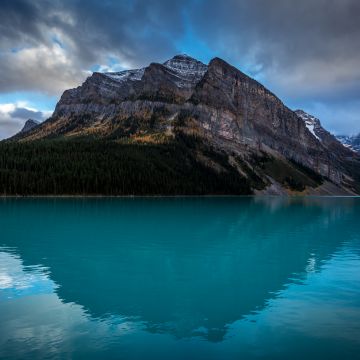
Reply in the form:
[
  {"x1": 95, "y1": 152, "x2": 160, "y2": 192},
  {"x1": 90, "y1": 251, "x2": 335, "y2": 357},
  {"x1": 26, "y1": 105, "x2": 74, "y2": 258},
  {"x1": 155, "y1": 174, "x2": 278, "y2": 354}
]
[{"x1": 0, "y1": 137, "x2": 252, "y2": 195}]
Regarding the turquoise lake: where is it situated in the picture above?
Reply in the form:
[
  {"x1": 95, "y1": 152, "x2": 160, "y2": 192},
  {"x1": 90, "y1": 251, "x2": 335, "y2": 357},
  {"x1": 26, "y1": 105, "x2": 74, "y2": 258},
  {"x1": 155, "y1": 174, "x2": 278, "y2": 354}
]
[{"x1": 1, "y1": 197, "x2": 360, "y2": 359}]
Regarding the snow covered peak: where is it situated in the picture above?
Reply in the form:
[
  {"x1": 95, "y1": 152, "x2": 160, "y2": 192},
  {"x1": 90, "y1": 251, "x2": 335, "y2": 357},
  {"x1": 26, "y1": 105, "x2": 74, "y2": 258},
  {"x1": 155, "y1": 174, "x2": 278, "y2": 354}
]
[
  {"x1": 336, "y1": 134, "x2": 360, "y2": 153},
  {"x1": 295, "y1": 110, "x2": 359, "y2": 153},
  {"x1": 100, "y1": 55, "x2": 207, "y2": 89},
  {"x1": 163, "y1": 54, "x2": 207, "y2": 87},
  {"x1": 165, "y1": 53, "x2": 202, "y2": 63},
  {"x1": 104, "y1": 68, "x2": 145, "y2": 82},
  {"x1": 295, "y1": 110, "x2": 321, "y2": 126},
  {"x1": 295, "y1": 110, "x2": 322, "y2": 141},
  {"x1": 164, "y1": 54, "x2": 207, "y2": 73},
  {"x1": 169, "y1": 54, "x2": 196, "y2": 60}
]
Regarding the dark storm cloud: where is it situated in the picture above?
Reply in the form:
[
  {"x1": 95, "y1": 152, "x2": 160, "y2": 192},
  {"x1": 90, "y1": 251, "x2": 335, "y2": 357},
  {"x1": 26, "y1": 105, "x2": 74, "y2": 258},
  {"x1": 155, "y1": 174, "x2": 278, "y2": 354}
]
[
  {"x1": 0, "y1": 0, "x2": 191, "y2": 94},
  {"x1": 0, "y1": 0, "x2": 46, "y2": 47},
  {"x1": 0, "y1": 0, "x2": 359, "y2": 133},
  {"x1": 63, "y1": 0, "x2": 187, "y2": 66}
]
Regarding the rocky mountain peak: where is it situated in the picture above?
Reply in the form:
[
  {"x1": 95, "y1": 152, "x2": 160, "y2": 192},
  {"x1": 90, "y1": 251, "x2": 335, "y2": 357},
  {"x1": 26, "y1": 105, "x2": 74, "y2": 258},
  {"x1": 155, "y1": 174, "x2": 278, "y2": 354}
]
[
  {"x1": 162, "y1": 54, "x2": 208, "y2": 87},
  {"x1": 163, "y1": 54, "x2": 206, "y2": 68},
  {"x1": 295, "y1": 109, "x2": 356, "y2": 158},
  {"x1": 295, "y1": 110, "x2": 321, "y2": 126},
  {"x1": 336, "y1": 134, "x2": 360, "y2": 153},
  {"x1": 295, "y1": 110, "x2": 322, "y2": 141},
  {"x1": 20, "y1": 119, "x2": 40, "y2": 134}
]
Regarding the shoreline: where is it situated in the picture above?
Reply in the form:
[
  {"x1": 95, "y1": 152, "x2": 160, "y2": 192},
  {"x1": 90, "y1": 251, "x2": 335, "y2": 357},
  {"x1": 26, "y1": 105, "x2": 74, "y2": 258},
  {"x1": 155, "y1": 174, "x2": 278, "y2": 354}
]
[{"x1": 0, "y1": 194, "x2": 359, "y2": 198}]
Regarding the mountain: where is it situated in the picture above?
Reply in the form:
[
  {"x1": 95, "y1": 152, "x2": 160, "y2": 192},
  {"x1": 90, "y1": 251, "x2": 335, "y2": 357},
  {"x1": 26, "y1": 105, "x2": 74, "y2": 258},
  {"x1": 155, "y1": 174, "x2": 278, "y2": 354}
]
[
  {"x1": 295, "y1": 110, "x2": 326, "y2": 142},
  {"x1": 5, "y1": 54, "x2": 360, "y2": 195},
  {"x1": 295, "y1": 110, "x2": 360, "y2": 155},
  {"x1": 336, "y1": 134, "x2": 360, "y2": 153},
  {"x1": 19, "y1": 119, "x2": 40, "y2": 134},
  {"x1": 295, "y1": 110, "x2": 354, "y2": 157}
]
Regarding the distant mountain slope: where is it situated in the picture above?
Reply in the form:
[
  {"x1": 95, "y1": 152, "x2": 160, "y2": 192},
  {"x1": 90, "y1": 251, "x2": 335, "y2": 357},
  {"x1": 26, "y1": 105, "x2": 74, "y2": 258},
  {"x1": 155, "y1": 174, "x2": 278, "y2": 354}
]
[
  {"x1": 295, "y1": 110, "x2": 360, "y2": 155},
  {"x1": 336, "y1": 134, "x2": 360, "y2": 153},
  {"x1": 6, "y1": 54, "x2": 360, "y2": 195},
  {"x1": 295, "y1": 110, "x2": 354, "y2": 158},
  {"x1": 19, "y1": 119, "x2": 40, "y2": 134}
]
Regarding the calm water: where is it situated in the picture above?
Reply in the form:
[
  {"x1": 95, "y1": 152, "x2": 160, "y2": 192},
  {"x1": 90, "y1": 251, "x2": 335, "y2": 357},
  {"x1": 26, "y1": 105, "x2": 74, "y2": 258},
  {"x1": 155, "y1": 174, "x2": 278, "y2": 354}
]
[{"x1": 1, "y1": 197, "x2": 360, "y2": 359}]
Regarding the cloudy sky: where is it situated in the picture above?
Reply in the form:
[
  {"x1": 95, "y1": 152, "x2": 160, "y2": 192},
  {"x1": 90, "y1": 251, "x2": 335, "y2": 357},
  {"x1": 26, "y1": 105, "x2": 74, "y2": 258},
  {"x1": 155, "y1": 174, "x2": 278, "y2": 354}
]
[{"x1": 0, "y1": 0, "x2": 359, "y2": 139}]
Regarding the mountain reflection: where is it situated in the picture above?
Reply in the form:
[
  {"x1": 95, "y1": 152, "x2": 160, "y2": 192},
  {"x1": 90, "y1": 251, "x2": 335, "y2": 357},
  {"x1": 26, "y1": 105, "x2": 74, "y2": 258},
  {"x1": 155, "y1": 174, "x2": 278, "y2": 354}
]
[{"x1": 0, "y1": 197, "x2": 359, "y2": 343}]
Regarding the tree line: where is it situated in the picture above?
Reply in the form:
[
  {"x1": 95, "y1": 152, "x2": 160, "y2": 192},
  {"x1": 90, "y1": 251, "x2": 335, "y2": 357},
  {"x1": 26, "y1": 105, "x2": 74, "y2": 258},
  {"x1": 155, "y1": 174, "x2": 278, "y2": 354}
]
[{"x1": 0, "y1": 138, "x2": 252, "y2": 196}]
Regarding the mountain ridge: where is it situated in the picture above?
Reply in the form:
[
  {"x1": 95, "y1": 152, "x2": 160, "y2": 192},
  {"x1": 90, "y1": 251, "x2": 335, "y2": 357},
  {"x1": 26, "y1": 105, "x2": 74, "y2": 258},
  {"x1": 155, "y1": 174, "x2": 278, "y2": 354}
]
[
  {"x1": 336, "y1": 133, "x2": 360, "y2": 153},
  {"x1": 19, "y1": 119, "x2": 40, "y2": 134},
  {"x1": 6, "y1": 54, "x2": 360, "y2": 195}
]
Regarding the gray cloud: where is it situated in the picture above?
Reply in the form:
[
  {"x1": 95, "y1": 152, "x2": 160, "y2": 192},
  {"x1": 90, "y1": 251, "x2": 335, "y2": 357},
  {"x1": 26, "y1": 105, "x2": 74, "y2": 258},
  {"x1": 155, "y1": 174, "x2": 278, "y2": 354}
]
[
  {"x1": 10, "y1": 107, "x2": 43, "y2": 121},
  {"x1": 0, "y1": 43, "x2": 88, "y2": 95},
  {"x1": 0, "y1": 118, "x2": 22, "y2": 139}
]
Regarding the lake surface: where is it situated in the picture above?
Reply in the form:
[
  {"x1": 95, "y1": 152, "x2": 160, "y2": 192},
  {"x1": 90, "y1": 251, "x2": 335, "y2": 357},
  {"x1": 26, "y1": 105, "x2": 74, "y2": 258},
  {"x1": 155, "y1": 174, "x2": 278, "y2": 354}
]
[{"x1": 1, "y1": 197, "x2": 360, "y2": 359}]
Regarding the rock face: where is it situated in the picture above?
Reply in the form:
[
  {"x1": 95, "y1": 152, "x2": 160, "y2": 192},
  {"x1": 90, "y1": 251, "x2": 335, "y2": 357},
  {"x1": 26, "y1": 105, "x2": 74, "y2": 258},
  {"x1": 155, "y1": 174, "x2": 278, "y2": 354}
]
[
  {"x1": 15, "y1": 54, "x2": 360, "y2": 194},
  {"x1": 295, "y1": 110, "x2": 354, "y2": 158},
  {"x1": 19, "y1": 119, "x2": 40, "y2": 134},
  {"x1": 295, "y1": 110, "x2": 323, "y2": 141},
  {"x1": 296, "y1": 109, "x2": 360, "y2": 157}
]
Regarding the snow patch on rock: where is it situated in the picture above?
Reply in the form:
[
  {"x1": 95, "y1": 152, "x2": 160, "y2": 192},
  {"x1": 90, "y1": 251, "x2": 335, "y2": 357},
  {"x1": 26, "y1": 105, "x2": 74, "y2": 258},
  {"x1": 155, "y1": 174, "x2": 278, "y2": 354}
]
[
  {"x1": 336, "y1": 135, "x2": 360, "y2": 153},
  {"x1": 163, "y1": 54, "x2": 207, "y2": 88},
  {"x1": 104, "y1": 68, "x2": 145, "y2": 82},
  {"x1": 295, "y1": 110, "x2": 321, "y2": 141}
]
